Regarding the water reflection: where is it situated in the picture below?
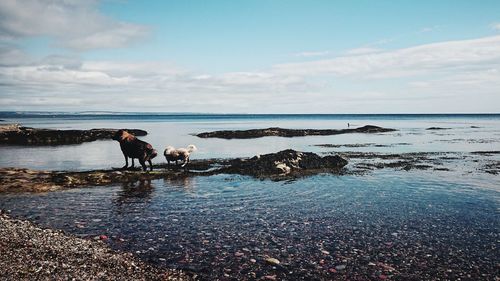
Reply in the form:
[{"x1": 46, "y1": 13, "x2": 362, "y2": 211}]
[
  {"x1": 114, "y1": 179, "x2": 154, "y2": 205},
  {"x1": 164, "y1": 176, "x2": 197, "y2": 191}
]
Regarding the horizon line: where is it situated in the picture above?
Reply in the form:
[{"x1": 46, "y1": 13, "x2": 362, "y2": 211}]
[{"x1": 1, "y1": 111, "x2": 500, "y2": 115}]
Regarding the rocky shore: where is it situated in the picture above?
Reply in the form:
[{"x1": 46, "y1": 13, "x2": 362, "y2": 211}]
[
  {"x1": 0, "y1": 211, "x2": 193, "y2": 281},
  {"x1": 0, "y1": 149, "x2": 348, "y2": 193},
  {"x1": 196, "y1": 125, "x2": 396, "y2": 139},
  {"x1": 333, "y1": 150, "x2": 500, "y2": 175},
  {"x1": 1, "y1": 148, "x2": 498, "y2": 194},
  {"x1": 0, "y1": 124, "x2": 147, "y2": 145}
]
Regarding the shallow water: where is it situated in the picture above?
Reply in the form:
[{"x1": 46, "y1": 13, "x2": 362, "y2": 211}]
[
  {"x1": 1, "y1": 171, "x2": 499, "y2": 279},
  {"x1": 0, "y1": 114, "x2": 499, "y2": 279}
]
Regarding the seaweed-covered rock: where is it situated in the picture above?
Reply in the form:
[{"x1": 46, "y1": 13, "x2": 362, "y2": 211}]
[
  {"x1": 426, "y1": 127, "x2": 450, "y2": 130},
  {"x1": 0, "y1": 150, "x2": 347, "y2": 193},
  {"x1": 0, "y1": 124, "x2": 147, "y2": 145},
  {"x1": 196, "y1": 125, "x2": 396, "y2": 139},
  {"x1": 225, "y1": 149, "x2": 348, "y2": 177}
]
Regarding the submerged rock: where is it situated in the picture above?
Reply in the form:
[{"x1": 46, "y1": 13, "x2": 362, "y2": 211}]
[
  {"x1": 196, "y1": 125, "x2": 396, "y2": 139},
  {"x1": 265, "y1": 257, "x2": 281, "y2": 265},
  {"x1": 0, "y1": 124, "x2": 147, "y2": 145}
]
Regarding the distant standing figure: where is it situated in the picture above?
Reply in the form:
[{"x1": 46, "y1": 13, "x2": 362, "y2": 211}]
[
  {"x1": 112, "y1": 130, "x2": 157, "y2": 171},
  {"x1": 348, "y1": 123, "x2": 350, "y2": 128}
]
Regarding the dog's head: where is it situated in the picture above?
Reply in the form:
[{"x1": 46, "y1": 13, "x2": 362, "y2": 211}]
[
  {"x1": 186, "y1": 144, "x2": 197, "y2": 153},
  {"x1": 112, "y1": 129, "x2": 131, "y2": 141}
]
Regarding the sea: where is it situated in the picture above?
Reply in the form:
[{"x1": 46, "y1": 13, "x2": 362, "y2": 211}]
[{"x1": 0, "y1": 113, "x2": 499, "y2": 280}]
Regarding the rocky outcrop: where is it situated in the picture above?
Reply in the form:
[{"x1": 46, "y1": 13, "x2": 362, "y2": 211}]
[
  {"x1": 196, "y1": 125, "x2": 396, "y2": 139},
  {"x1": 0, "y1": 124, "x2": 147, "y2": 145},
  {"x1": 426, "y1": 127, "x2": 450, "y2": 130},
  {"x1": 0, "y1": 150, "x2": 348, "y2": 193},
  {"x1": 224, "y1": 149, "x2": 348, "y2": 177}
]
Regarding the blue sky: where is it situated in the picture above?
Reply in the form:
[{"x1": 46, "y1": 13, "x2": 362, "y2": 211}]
[{"x1": 0, "y1": 0, "x2": 499, "y2": 113}]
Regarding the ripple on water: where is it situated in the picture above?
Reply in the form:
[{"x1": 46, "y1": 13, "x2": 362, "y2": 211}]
[{"x1": 0, "y1": 171, "x2": 499, "y2": 280}]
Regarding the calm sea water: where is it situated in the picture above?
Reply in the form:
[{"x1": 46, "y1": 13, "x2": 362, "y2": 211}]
[
  {"x1": 1, "y1": 113, "x2": 499, "y2": 170},
  {"x1": 0, "y1": 113, "x2": 499, "y2": 280}
]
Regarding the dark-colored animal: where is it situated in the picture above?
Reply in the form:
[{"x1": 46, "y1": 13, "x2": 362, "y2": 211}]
[
  {"x1": 112, "y1": 130, "x2": 157, "y2": 171},
  {"x1": 164, "y1": 145, "x2": 197, "y2": 167}
]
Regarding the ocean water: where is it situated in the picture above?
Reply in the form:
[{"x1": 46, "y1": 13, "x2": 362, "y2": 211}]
[
  {"x1": 0, "y1": 113, "x2": 499, "y2": 170},
  {"x1": 0, "y1": 113, "x2": 499, "y2": 280}
]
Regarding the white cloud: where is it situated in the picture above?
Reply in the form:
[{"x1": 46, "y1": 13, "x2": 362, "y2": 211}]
[
  {"x1": 0, "y1": 44, "x2": 30, "y2": 66},
  {"x1": 492, "y1": 23, "x2": 500, "y2": 31},
  {"x1": 273, "y1": 35, "x2": 500, "y2": 78},
  {"x1": 1, "y1": 34, "x2": 500, "y2": 113},
  {"x1": 0, "y1": 0, "x2": 148, "y2": 50}
]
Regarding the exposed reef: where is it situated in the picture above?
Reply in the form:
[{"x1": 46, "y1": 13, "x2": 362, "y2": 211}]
[
  {"x1": 196, "y1": 125, "x2": 396, "y2": 139},
  {"x1": 426, "y1": 127, "x2": 451, "y2": 130},
  {"x1": 224, "y1": 149, "x2": 348, "y2": 177},
  {"x1": 314, "y1": 143, "x2": 411, "y2": 148},
  {"x1": 329, "y1": 151, "x2": 500, "y2": 175},
  {"x1": 0, "y1": 150, "x2": 348, "y2": 193},
  {"x1": 0, "y1": 124, "x2": 147, "y2": 145}
]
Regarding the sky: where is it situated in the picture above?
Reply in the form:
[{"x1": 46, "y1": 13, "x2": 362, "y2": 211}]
[{"x1": 0, "y1": 0, "x2": 499, "y2": 113}]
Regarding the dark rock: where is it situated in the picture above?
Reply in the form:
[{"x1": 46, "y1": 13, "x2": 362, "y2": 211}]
[
  {"x1": 314, "y1": 142, "x2": 411, "y2": 148},
  {"x1": 0, "y1": 124, "x2": 147, "y2": 145},
  {"x1": 224, "y1": 150, "x2": 348, "y2": 177},
  {"x1": 470, "y1": 151, "x2": 500, "y2": 155},
  {"x1": 481, "y1": 161, "x2": 500, "y2": 175},
  {"x1": 196, "y1": 125, "x2": 396, "y2": 139},
  {"x1": 426, "y1": 127, "x2": 451, "y2": 130}
]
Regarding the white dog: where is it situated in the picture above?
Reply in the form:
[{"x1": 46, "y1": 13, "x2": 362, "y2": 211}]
[{"x1": 164, "y1": 145, "x2": 197, "y2": 167}]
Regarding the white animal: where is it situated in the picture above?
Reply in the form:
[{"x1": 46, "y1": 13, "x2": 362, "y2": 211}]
[{"x1": 163, "y1": 145, "x2": 197, "y2": 167}]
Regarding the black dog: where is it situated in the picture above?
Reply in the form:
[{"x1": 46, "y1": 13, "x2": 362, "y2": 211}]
[{"x1": 112, "y1": 130, "x2": 157, "y2": 171}]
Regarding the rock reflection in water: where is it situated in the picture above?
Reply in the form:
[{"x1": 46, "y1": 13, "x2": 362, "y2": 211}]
[
  {"x1": 115, "y1": 179, "x2": 154, "y2": 206},
  {"x1": 164, "y1": 176, "x2": 197, "y2": 192}
]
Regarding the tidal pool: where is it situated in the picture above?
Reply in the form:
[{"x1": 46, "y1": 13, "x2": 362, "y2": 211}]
[{"x1": 1, "y1": 170, "x2": 498, "y2": 280}]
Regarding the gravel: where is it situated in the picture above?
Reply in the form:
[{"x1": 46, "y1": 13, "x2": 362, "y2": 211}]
[{"x1": 0, "y1": 211, "x2": 194, "y2": 281}]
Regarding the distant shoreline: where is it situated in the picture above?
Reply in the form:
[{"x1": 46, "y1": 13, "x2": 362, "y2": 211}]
[{"x1": 1, "y1": 111, "x2": 499, "y2": 120}]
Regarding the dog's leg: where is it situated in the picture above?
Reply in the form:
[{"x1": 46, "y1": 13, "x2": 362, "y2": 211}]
[
  {"x1": 175, "y1": 160, "x2": 178, "y2": 165},
  {"x1": 131, "y1": 158, "x2": 135, "y2": 168},
  {"x1": 139, "y1": 159, "x2": 147, "y2": 171},
  {"x1": 148, "y1": 159, "x2": 153, "y2": 171},
  {"x1": 122, "y1": 154, "x2": 128, "y2": 169},
  {"x1": 181, "y1": 156, "x2": 189, "y2": 167}
]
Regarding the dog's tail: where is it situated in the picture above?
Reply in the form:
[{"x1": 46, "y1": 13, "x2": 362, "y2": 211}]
[
  {"x1": 146, "y1": 144, "x2": 158, "y2": 159},
  {"x1": 186, "y1": 144, "x2": 197, "y2": 153}
]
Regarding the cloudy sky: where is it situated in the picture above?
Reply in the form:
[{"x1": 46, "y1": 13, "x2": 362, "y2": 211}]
[{"x1": 0, "y1": 0, "x2": 499, "y2": 113}]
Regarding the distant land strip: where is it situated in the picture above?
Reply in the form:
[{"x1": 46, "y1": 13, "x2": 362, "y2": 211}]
[
  {"x1": 0, "y1": 124, "x2": 147, "y2": 145},
  {"x1": 196, "y1": 125, "x2": 396, "y2": 139}
]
